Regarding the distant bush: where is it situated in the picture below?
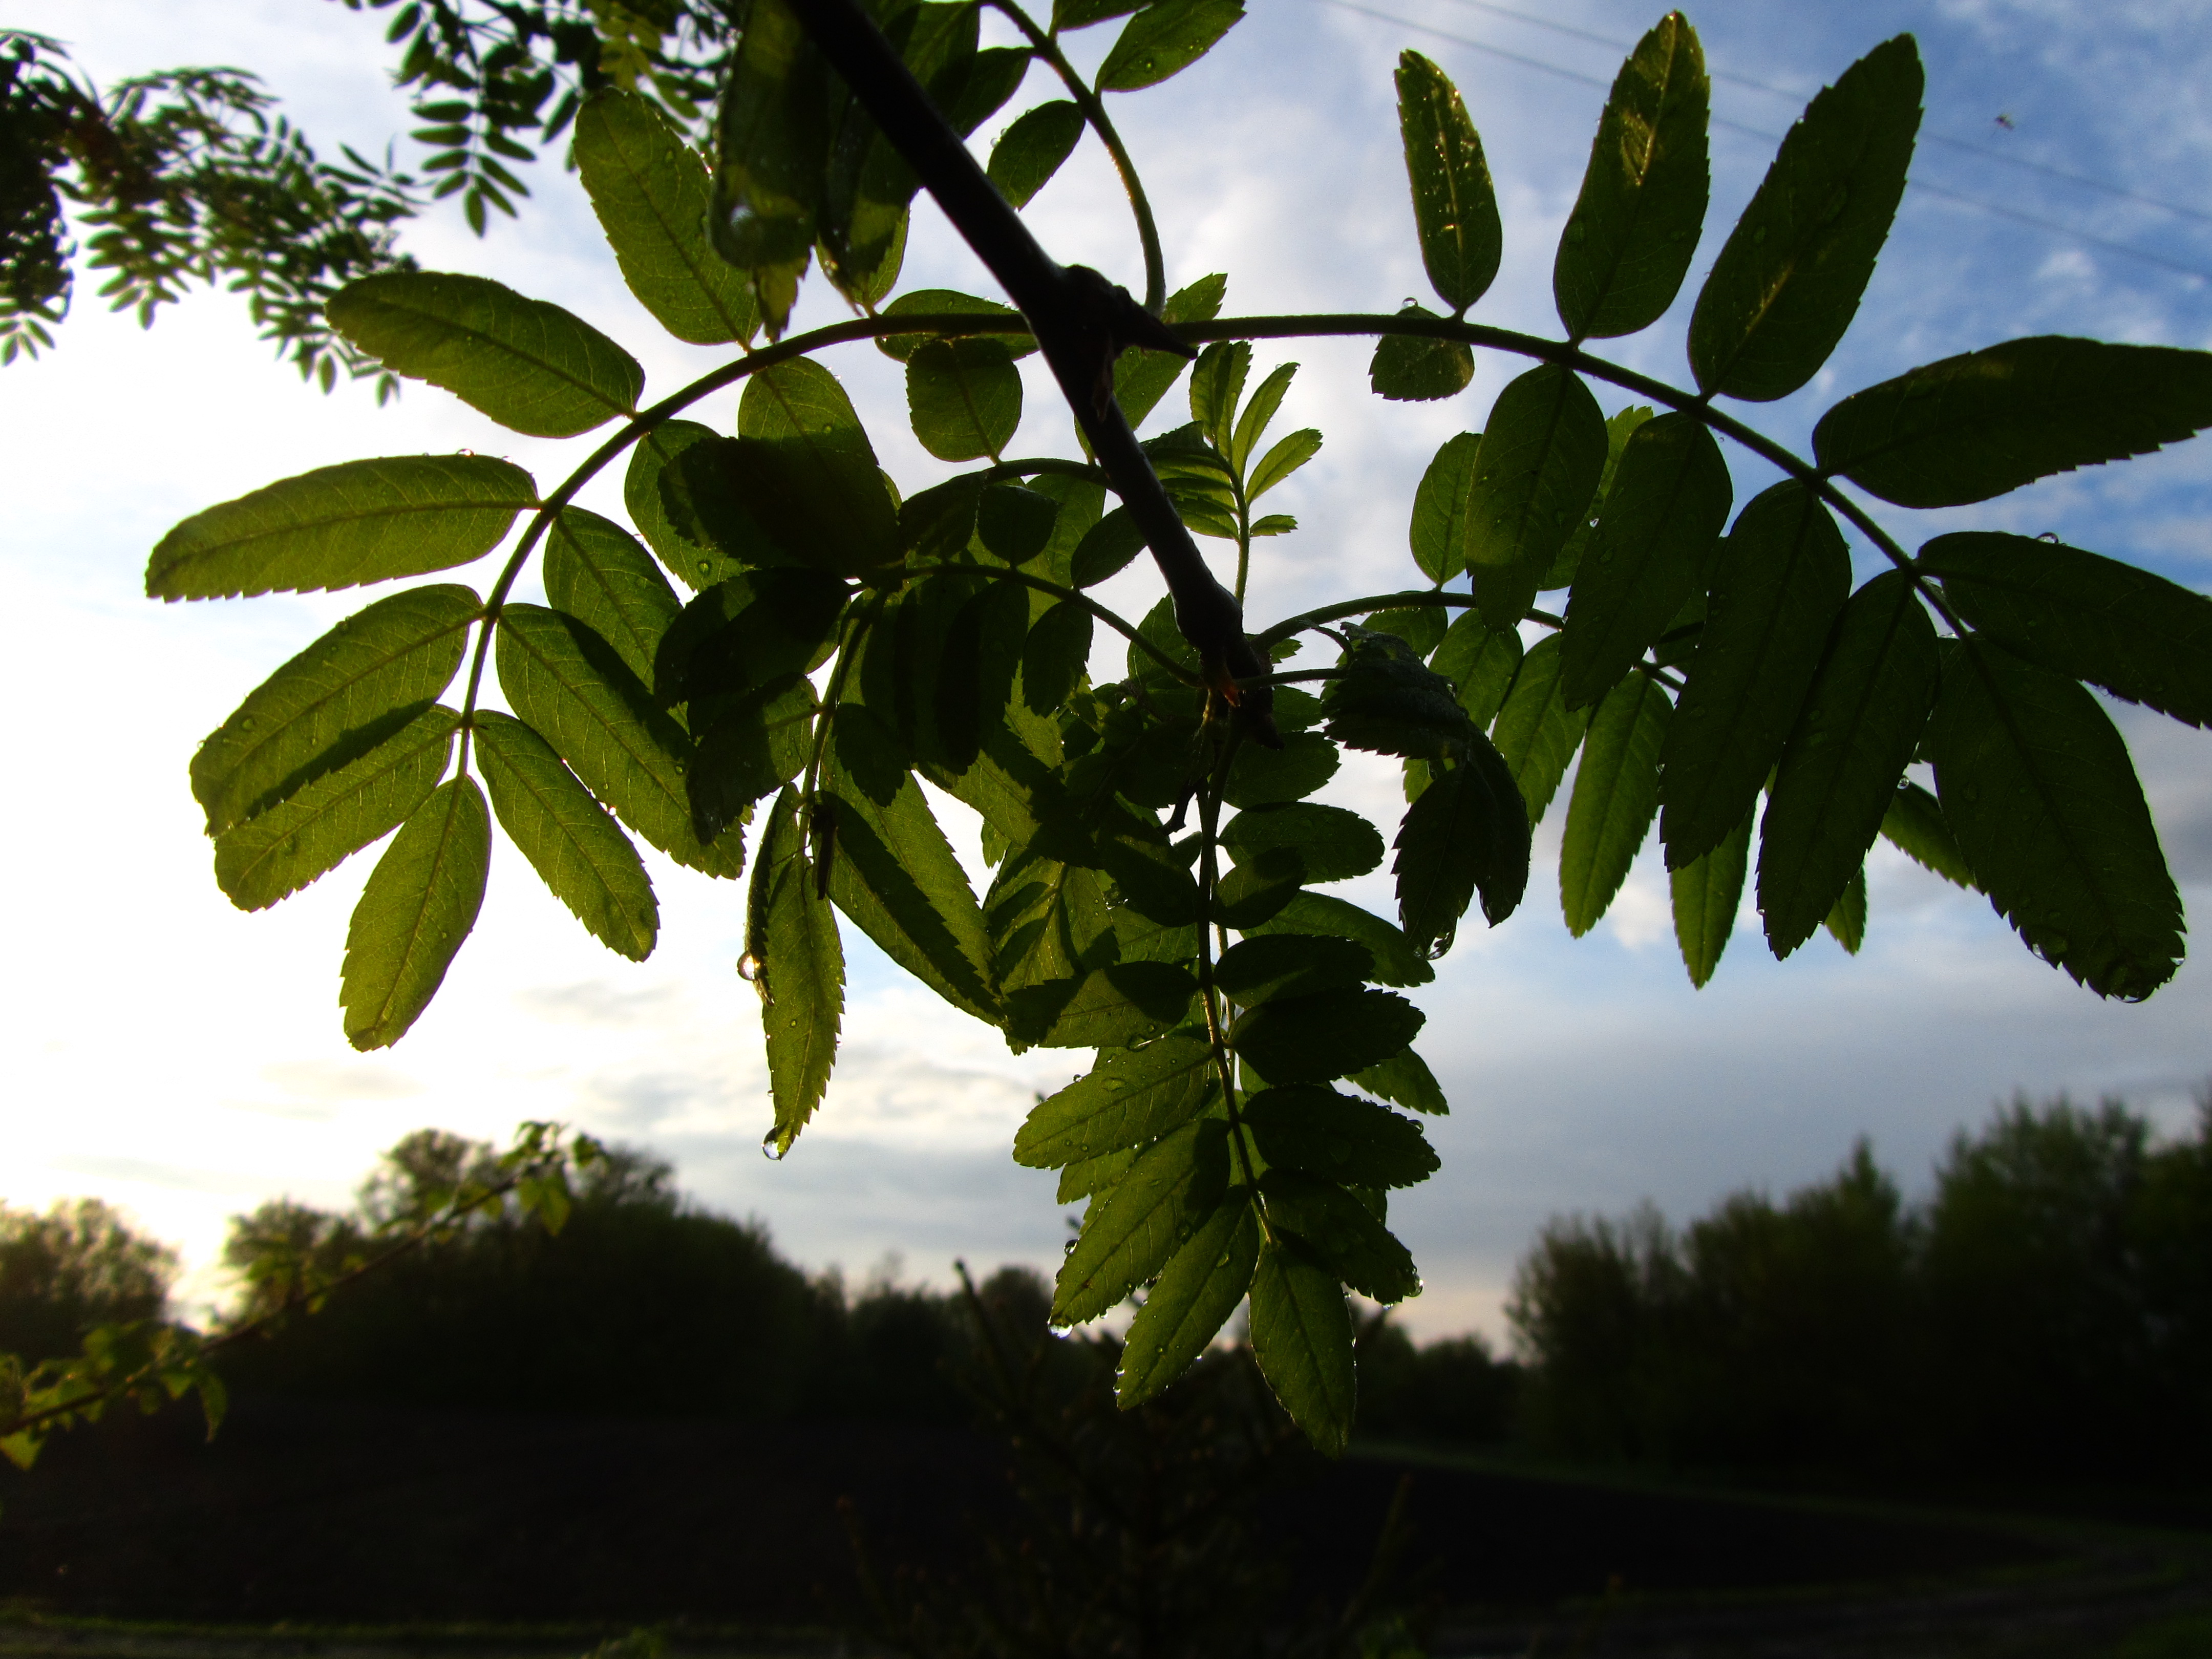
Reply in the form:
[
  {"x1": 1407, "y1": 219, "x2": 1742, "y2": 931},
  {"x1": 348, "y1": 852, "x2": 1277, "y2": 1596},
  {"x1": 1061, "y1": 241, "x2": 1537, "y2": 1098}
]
[
  {"x1": 1508, "y1": 1095, "x2": 2212, "y2": 1487},
  {"x1": 0, "y1": 1199, "x2": 176, "y2": 1364}
]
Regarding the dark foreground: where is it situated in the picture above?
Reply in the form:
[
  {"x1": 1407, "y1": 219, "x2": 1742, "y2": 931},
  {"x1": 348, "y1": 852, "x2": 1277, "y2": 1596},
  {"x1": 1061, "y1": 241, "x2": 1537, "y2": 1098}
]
[{"x1": 2, "y1": 1399, "x2": 2207, "y2": 1656}]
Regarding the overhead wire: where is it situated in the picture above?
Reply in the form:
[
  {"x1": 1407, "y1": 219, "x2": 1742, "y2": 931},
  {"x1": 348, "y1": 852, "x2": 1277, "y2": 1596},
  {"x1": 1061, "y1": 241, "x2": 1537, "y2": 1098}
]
[{"x1": 1317, "y1": 0, "x2": 2212, "y2": 284}]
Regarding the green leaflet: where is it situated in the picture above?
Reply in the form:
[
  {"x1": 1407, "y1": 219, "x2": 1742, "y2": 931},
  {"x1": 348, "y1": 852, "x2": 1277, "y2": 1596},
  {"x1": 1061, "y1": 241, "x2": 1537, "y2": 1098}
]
[
  {"x1": 1370, "y1": 309, "x2": 1475, "y2": 402},
  {"x1": 1232, "y1": 360, "x2": 1299, "y2": 477},
  {"x1": 708, "y1": 0, "x2": 827, "y2": 337},
  {"x1": 1322, "y1": 627, "x2": 1476, "y2": 758},
  {"x1": 573, "y1": 89, "x2": 758, "y2": 347},
  {"x1": 938, "y1": 578, "x2": 1031, "y2": 771},
  {"x1": 191, "y1": 584, "x2": 479, "y2": 837},
  {"x1": 1117, "y1": 1191, "x2": 1260, "y2": 1406},
  {"x1": 1245, "y1": 1086, "x2": 1439, "y2": 1188},
  {"x1": 1409, "y1": 432, "x2": 1479, "y2": 583},
  {"x1": 1096, "y1": 0, "x2": 1245, "y2": 93},
  {"x1": 978, "y1": 484, "x2": 1058, "y2": 566},
  {"x1": 658, "y1": 567, "x2": 850, "y2": 710},
  {"x1": 1221, "y1": 738, "x2": 1336, "y2": 814},
  {"x1": 1220, "y1": 803, "x2": 1384, "y2": 884},
  {"x1": 1880, "y1": 780, "x2": 1974, "y2": 888},
  {"x1": 1466, "y1": 365, "x2": 1608, "y2": 629},
  {"x1": 1394, "y1": 51, "x2": 1501, "y2": 315},
  {"x1": 1687, "y1": 35, "x2": 1922, "y2": 401},
  {"x1": 473, "y1": 710, "x2": 658, "y2": 961},
  {"x1": 1056, "y1": 0, "x2": 1139, "y2": 28},
  {"x1": 328, "y1": 271, "x2": 644, "y2": 438},
  {"x1": 1395, "y1": 740, "x2": 1531, "y2": 950},
  {"x1": 627, "y1": 420, "x2": 751, "y2": 590},
  {"x1": 1547, "y1": 404, "x2": 1654, "y2": 593},
  {"x1": 1554, "y1": 13, "x2": 1710, "y2": 341},
  {"x1": 1248, "y1": 1238, "x2": 1355, "y2": 1458},
  {"x1": 339, "y1": 776, "x2": 490, "y2": 1051},
  {"x1": 1026, "y1": 474, "x2": 1105, "y2": 589},
  {"x1": 1348, "y1": 1047, "x2": 1449, "y2": 1116},
  {"x1": 1022, "y1": 600, "x2": 1093, "y2": 716},
  {"x1": 1432, "y1": 611, "x2": 1522, "y2": 729},
  {"x1": 875, "y1": 288, "x2": 1036, "y2": 361},
  {"x1": 1246, "y1": 892, "x2": 1435, "y2": 988},
  {"x1": 1491, "y1": 633, "x2": 1592, "y2": 826},
  {"x1": 1248, "y1": 427, "x2": 1323, "y2": 499},
  {"x1": 1671, "y1": 802, "x2": 1751, "y2": 988},
  {"x1": 906, "y1": 337, "x2": 1023, "y2": 461},
  {"x1": 1366, "y1": 607, "x2": 1448, "y2": 658},
  {"x1": 1013, "y1": 1028, "x2": 1218, "y2": 1168},
  {"x1": 1813, "y1": 337, "x2": 2212, "y2": 509},
  {"x1": 1660, "y1": 481, "x2": 1850, "y2": 869},
  {"x1": 1189, "y1": 341, "x2": 1251, "y2": 452},
  {"x1": 1114, "y1": 273, "x2": 1225, "y2": 428},
  {"x1": 1558, "y1": 413, "x2": 1733, "y2": 710},
  {"x1": 496, "y1": 603, "x2": 740, "y2": 877},
  {"x1": 824, "y1": 704, "x2": 1000, "y2": 1024},
  {"x1": 1229, "y1": 987, "x2": 1424, "y2": 1084},
  {"x1": 213, "y1": 706, "x2": 459, "y2": 912},
  {"x1": 1261, "y1": 1171, "x2": 1420, "y2": 1304},
  {"x1": 1928, "y1": 637, "x2": 2182, "y2": 1001},
  {"x1": 748, "y1": 788, "x2": 843, "y2": 1155},
  {"x1": 734, "y1": 358, "x2": 902, "y2": 575},
  {"x1": 1213, "y1": 848, "x2": 1303, "y2": 931},
  {"x1": 1007, "y1": 961, "x2": 1199, "y2": 1050},
  {"x1": 988, "y1": 99, "x2": 1086, "y2": 207},
  {"x1": 1147, "y1": 423, "x2": 1241, "y2": 538},
  {"x1": 147, "y1": 455, "x2": 535, "y2": 602},
  {"x1": 1059, "y1": 1147, "x2": 1137, "y2": 1204},
  {"x1": 1215, "y1": 933, "x2": 1373, "y2": 1007},
  {"x1": 1758, "y1": 570, "x2": 1939, "y2": 958},
  {"x1": 987, "y1": 838, "x2": 1114, "y2": 992},
  {"x1": 1825, "y1": 865, "x2": 1867, "y2": 954},
  {"x1": 1072, "y1": 507, "x2": 1146, "y2": 588},
  {"x1": 1559, "y1": 672, "x2": 1671, "y2": 938},
  {"x1": 544, "y1": 507, "x2": 680, "y2": 686},
  {"x1": 1921, "y1": 532, "x2": 2212, "y2": 730},
  {"x1": 1052, "y1": 1117, "x2": 1231, "y2": 1326}
]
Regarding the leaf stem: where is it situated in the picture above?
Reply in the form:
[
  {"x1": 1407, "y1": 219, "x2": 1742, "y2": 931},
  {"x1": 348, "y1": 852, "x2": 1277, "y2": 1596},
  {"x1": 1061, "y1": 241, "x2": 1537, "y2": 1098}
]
[{"x1": 985, "y1": 0, "x2": 1166, "y2": 313}]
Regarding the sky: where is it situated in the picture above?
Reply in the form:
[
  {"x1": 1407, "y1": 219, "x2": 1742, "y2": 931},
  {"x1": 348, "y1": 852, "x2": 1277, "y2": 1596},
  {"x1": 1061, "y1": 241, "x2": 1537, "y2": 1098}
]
[{"x1": 6, "y1": 0, "x2": 2212, "y2": 1342}]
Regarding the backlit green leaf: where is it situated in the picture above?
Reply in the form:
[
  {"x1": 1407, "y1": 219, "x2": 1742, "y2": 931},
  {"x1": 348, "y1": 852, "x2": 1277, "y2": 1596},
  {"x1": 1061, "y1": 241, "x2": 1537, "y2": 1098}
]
[
  {"x1": 1096, "y1": 0, "x2": 1245, "y2": 93},
  {"x1": 1114, "y1": 272, "x2": 1225, "y2": 427},
  {"x1": 1814, "y1": 337, "x2": 2212, "y2": 508},
  {"x1": 1246, "y1": 1086, "x2": 1438, "y2": 1188},
  {"x1": 1229, "y1": 987, "x2": 1424, "y2": 1084},
  {"x1": 1117, "y1": 1190, "x2": 1260, "y2": 1406},
  {"x1": 1560, "y1": 671, "x2": 1670, "y2": 937},
  {"x1": 1008, "y1": 961, "x2": 1199, "y2": 1049},
  {"x1": 1053, "y1": 1117, "x2": 1231, "y2": 1325},
  {"x1": 1757, "y1": 570, "x2": 1938, "y2": 957},
  {"x1": 1660, "y1": 481, "x2": 1850, "y2": 868},
  {"x1": 1491, "y1": 633, "x2": 1592, "y2": 826},
  {"x1": 687, "y1": 674, "x2": 815, "y2": 843},
  {"x1": 1247, "y1": 893, "x2": 1434, "y2": 988},
  {"x1": 657, "y1": 567, "x2": 849, "y2": 710},
  {"x1": 907, "y1": 337, "x2": 1023, "y2": 461},
  {"x1": 496, "y1": 603, "x2": 740, "y2": 877},
  {"x1": 937, "y1": 578, "x2": 1031, "y2": 771},
  {"x1": 988, "y1": 99, "x2": 1086, "y2": 207},
  {"x1": 191, "y1": 584, "x2": 479, "y2": 837},
  {"x1": 627, "y1": 420, "x2": 752, "y2": 590},
  {"x1": 1928, "y1": 637, "x2": 2182, "y2": 1000},
  {"x1": 1824, "y1": 864, "x2": 1866, "y2": 954},
  {"x1": 1022, "y1": 600, "x2": 1094, "y2": 716},
  {"x1": 1880, "y1": 780, "x2": 1973, "y2": 888},
  {"x1": 1216, "y1": 933, "x2": 1372, "y2": 1008},
  {"x1": 1922, "y1": 532, "x2": 2212, "y2": 729},
  {"x1": 1467, "y1": 365, "x2": 1608, "y2": 629},
  {"x1": 1432, "y1": 611, "x2": 1522, "y2": 728},
  {"x1": 1554, "y1": 13, "x2": 1709, "y2": 341},
  {"x1": 1015, "y1": 1028, "x2": 1218, "y2": 1167},
  {"x1": 1059, "y1": 1147, "x2": 1136, "y2": 1203},
  {"x1": 748, "y1": 787, "x2": 843, "y2": 1155},
  {"x1": 1687, "y1": 35, "x2": 1921, "y2": 400},
  {"x1": 340, "y1": 776, "x2": 490, "y2": 1050},
  {"x1": 1055, "y1": 0, "x2": 1139, "y2": 29},
  {"x1": 147, "y1": 455, "x2": 535, "y2": 602},
  {"x1": 1072, "y1": 506, "x2": 1146, "y2": 588},
  {"x1": 1189, "y1": 340, "x2": 1251, "y2": 455},
  {"x1": 574, "y1": 89, "x2": 758, "y2": 346},
  {"x1": 1231, "y1": 360, "x2": 1299, "y2": 477},
  {"x1": 825, "y1": 703, "x2": 1000, "y2": 1023},
  {"x1": 1671, "y1": 802, "x2": 1750, "y2": 988},
  {"x1": 1323, "y1": 627, "x2": 1477, "y2": 758},
  {"x1": 1395, "y1": 51, "x2": 1502, "y2": 314},
  {"x1": 1370, "y1": 311, "x2": 1474, "y2": 402},
  {"x1": 875, "y1": 288, "x2": 1035, "y2": 361},
  {"x1": 1409, "y1": 431, "x2": 1479, "y2": 583},
  {"x1": 1248, "y1": 1238, "x2": 1355, "y2": 1457},
  {"x1": 1558, "y1": 413, "x2": 1732, "y2": 709},
  {"x1": 544, "y1": 507, "x2": 680, "y2": 686},
  {"x1": 978, "y1": 484, "x2": 1059, "y2": 566},
  {"x1": 1348, "y1": 1047, "x2": 1448, "y2": 1116},
  {"x1": 1248, "y1": 427, "x2": 1322, "y2": 499},
  {"x1": 1547, "y1": 405, "x2": 1656, "y2": 593},
  {"x1": 473, "y1": 710, "x2": 657, "y2": 960},
  {"x1": 1262, "y1": 1171, "x2": 1420, "y2": 1304},
  {"x1": 988, "y1": 837, "x2": 1114, "y2": 993},
  {"x1": 1221, "y1": 802, "x2": 1384, "y2": 884},
  {"x1": 329, "y1": 271, "x2": 644, "y2": 437},
  {"x1": 708, "y1": 0, "x2": 826, "y2": 337},
  {"x1": 1394, "y1": 736, "x2": 1530, "y2": 949},
  {"x1": 214, "y1": 705, "x2": 458, "y2": 911},
  {"x1": 735, "y1": 358, "x2": 901, "y2": 575},
  {"x1": 1222, "y1": 731, "x2": 1338, "y2": 808}
]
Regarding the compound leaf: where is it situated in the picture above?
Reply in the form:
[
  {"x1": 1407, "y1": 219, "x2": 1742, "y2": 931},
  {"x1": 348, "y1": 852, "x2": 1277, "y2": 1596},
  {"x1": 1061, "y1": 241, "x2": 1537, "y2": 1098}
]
[
  {"x1": 147, "y1": 455, "x2": 536, "y2": 602},
  {"x1": 339, "y1": 776, "x2": 490, "y2": 1050},
  {"x1": 329, "y1": 271, "x2": 643, "y2": 437}
]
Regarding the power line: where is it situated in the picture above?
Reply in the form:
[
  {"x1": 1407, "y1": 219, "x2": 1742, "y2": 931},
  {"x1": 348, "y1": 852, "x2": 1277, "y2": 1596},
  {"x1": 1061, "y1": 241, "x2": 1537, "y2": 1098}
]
[
  {"x1": 1429, "y1": 0, "x2": 2212, "y2": 227},
  {"x1": 1318, "y1": 0, "x2": 2212, "y2": 284}
]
